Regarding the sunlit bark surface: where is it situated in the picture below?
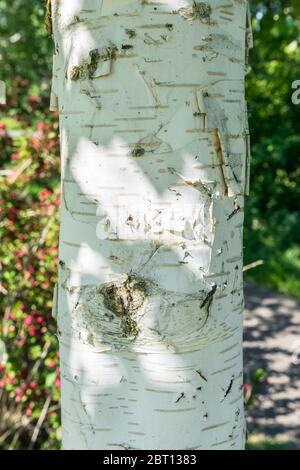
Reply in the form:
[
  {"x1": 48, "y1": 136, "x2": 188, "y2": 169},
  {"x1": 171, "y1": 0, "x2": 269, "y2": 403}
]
[{"x1": 51, "y1": 0, "x2": 252, "y2": 450}]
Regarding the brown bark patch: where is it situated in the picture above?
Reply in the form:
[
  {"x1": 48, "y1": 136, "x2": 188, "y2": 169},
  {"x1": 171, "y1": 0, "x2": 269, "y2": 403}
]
[{"x1": 100, "y1": 275, "x2": 147, "y2": 337}]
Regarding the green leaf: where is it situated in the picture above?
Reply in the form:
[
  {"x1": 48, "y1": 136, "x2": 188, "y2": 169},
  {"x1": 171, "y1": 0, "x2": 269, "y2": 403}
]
[{"x1": 45, "y1": 372, "x2": 56, "y2": 388}]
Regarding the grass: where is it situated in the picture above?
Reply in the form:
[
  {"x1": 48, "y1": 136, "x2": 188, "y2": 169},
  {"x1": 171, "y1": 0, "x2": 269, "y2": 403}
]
[
  {"x1": 246, "y1": 434, "x2": 298, "y2": 450},
  {"x1": 244, "y1": 228, "x2": 300, "y2": 300}
]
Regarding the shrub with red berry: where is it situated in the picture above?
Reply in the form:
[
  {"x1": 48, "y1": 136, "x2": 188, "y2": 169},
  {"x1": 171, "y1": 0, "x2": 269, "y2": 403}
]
[{"x1": 0, "y1": 78, "x2": 61, "y2": 449}]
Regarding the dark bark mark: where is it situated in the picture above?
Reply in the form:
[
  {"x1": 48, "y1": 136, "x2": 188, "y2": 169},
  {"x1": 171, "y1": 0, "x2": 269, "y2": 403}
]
[
  {"x1": 100, "y1": 275, "x2": 147, "y2": 338},
  {"x1": 88, "y1": 47, "x2": 117, "y2": 79},
  {"x1": 125, "y1": 29, "x2": 136, "y2": 38},
  {"x1": 193, "y1": 2, "x2": 212, "y2": 23},
  {"x1": 196, "y1": 370, "x2": 207, "y2": 382},
  {"x1": 214, "y1": 130, "x2": 228, "y2": 197},
  {"x1": 222, "y1": 375, "x2": 235, "y2": 401},
  {"x1": 227, "y1": 205, "x2": 241, "y2": 221},
  {"x1": 121, "y1": 44, "x2": 134, "y2": 50},
  {"x1": 132, "y1": 147, "x2": 145, "y2": 157},
  {"x1": 175, "y1": 392, "x2": 185, "y2": 403},
  {"x1": 179, "y1": 2, "x2": 212, "y2": 24},
  {"x1": 70, "y1": 46, "x2": 117, "y2": 81},
  {"x1": 229, "y1": 408, "x2": 241, "y2": 438},
  {"x1": 200, "y1": 284, "x2": 217, "y2": 325}
]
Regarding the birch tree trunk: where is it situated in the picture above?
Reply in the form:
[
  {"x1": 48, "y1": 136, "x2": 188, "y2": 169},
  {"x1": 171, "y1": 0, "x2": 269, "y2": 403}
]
[
  {"x1": 0, "y1": 81, "x2": 5, "y2": 105},
  {"x1": 50, "y1": 0, "x2": 252, "y2": 450}
]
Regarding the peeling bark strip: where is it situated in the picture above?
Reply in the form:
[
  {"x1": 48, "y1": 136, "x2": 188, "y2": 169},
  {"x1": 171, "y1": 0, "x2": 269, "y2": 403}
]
[
  {"x1": 70, "y1": 45, "x2": 118, "y2": 81},
  {"x1": 51, "y1": 0, "x2": 251, "y2": 450},
  {"x1": 179, "y1": 2, "x2": 212, "y2": 23},
  {"x1": 45, "y1": 0, "x2": 53, "y2": 37}
]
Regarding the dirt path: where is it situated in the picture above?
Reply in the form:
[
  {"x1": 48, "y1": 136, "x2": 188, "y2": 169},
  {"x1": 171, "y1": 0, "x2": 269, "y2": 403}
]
[{"x1": 244, "y1": 283, "x2": 300, "y2": 446}]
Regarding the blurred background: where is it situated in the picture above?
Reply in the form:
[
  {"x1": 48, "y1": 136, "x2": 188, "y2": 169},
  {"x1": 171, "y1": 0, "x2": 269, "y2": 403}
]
[{"x1": 0, "y1": 0, "x2": 299, "y2": 450}]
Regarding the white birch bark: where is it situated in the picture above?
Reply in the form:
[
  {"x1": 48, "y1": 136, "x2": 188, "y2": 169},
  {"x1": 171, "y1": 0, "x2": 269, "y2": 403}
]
[
  {"x1": 0, "y1": 81, "x2": 5, "y2": 105},
  {"x1": 50, "y1": 0, "x2": 252, "y2": 450}
]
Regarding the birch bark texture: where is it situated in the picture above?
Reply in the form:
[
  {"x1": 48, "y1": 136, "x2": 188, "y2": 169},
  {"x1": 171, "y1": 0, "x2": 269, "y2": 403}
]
[
  {"x1": 50, "y1": 0, "x2": 252, "y2": 450},
  {"x1": 0, "y1": 81, "x2": 5, "y2": 105}
]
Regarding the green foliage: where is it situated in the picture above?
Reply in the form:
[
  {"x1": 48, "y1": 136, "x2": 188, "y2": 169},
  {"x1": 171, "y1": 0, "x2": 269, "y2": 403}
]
[
  {"x1": 244, "y1": 0, "x2": 300, "y2": 297},
  {"x1": 0, "y1": 0, "x2": 52, "y2": 83},
  {"x1": 244, "y1": 367, "x2": 269, "y2": 410}
]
